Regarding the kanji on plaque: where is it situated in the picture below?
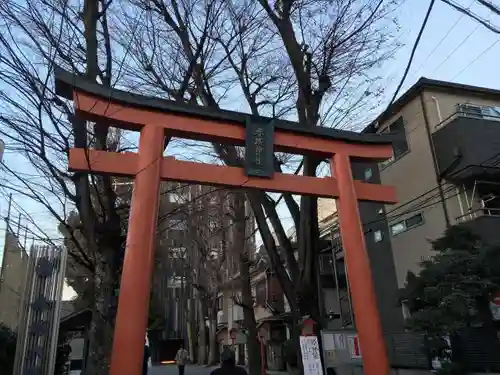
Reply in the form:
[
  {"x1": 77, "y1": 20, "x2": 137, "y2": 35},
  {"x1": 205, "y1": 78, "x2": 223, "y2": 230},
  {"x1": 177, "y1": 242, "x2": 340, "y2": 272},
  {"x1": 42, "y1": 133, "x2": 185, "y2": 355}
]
[{"x1": 299, "y1": 336, "x2": 324, "y2": 375}]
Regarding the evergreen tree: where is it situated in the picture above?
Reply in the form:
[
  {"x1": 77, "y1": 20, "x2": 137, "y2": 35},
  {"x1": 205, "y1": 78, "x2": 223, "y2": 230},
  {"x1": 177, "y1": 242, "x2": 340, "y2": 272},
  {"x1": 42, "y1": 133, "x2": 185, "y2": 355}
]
[
  {"x1": 400, "y1": 225, "x2": 500, "y2": 371},
  {"x1": 0, "y1": 323, "x2": 17, "y2": 374}
]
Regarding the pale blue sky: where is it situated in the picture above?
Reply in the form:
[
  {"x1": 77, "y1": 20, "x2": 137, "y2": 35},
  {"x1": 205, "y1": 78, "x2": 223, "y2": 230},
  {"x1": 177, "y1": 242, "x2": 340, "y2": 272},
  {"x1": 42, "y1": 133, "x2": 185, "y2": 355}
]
[{"x1": 1, "y1": 0, "x2": 499, "y2": 299}]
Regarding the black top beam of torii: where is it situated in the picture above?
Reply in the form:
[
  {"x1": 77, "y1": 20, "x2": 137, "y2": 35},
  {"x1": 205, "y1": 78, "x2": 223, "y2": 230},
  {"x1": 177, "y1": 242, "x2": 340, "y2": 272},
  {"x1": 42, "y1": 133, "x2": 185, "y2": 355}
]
[{"x1": 54, "y1": 67, "x2": 394, "y2": 146}]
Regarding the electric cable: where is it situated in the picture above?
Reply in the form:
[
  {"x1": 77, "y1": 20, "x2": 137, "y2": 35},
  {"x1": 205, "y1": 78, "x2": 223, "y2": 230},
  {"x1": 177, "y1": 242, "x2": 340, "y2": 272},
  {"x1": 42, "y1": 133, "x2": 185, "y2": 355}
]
[
  {"x1": 451, "y1": 38, "x2": 500, "y2": 80},
  {"x1": 430, "y1": 24, "x2": 480, "y2": 75},
  {"x1": 409, "y1": 0, "x2": 474, "y2": 80},
  {"x1": 384, "y1": 0, "x2": 437, "y2": 111}
]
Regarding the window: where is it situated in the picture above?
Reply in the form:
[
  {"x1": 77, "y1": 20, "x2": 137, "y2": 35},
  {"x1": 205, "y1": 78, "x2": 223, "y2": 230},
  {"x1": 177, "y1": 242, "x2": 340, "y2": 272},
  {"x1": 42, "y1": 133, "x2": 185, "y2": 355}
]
[
  {"x1": 255, "y1": 281, "x2": 266, "y2": 305},
  {"x1": 364, "y1": 167, "x2": 373, "y2": 181},
  {"x1": 319, "y1": 253, "x2": 333, "y2": 274},
  {"x1": 373, "y1": 230, "x2": 383, "y2": 243},
  {"x1": 209, "y1": 219, "x2": 217, "y2": 231},
  {"x1": 217, "y1": 296, "x2": 223, "y2": 310},
  {"x1": 168, "y1": 183, "x2": 190, "y2": 203},
  {"x1": 209, "y1": 248, "x2": 219, "y2": 259},
  {"x1": 390, "y1": 213, "x2": 424, "y2": 236},
  {"x1": 170, "y1": 247, "x2": 186, "y2": 259},
  {"x1": 251, "y1": 286, "x2": 257, "y2": 299},
  {"x1": 401, "y1": 302, "x2": 411, "y2": 321},
  {"x1": 405, "y1": 213, "x2": 424, "y2": 228},
  {"x1": 481, "y1": 193, "x2": 500, "y2": 216},
  {"x1": 379, "y1": 116, "x2": 409, "y2": 168},
  {"x1": 169, "y1": 219, "x2": 187, "y2": 231}
]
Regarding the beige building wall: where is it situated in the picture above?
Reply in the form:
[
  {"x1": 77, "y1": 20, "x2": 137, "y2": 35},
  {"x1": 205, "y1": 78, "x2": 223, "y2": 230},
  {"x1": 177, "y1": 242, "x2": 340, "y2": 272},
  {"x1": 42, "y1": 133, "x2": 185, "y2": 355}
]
[
  {"x1": 422, "y1": 89, "x2": 500, "y2": 224},
  {"x1": 377, "y1": 88, "x2": 500, "y2": 288},
  {"x1": 0, "y1": 231, "x2": 28, "y2": 330},
  {"x1": 318, "y1": 198, "x2": 336, "y2": 222},
  {"x1": 377, "y1": 95, "x2": 446, "y2": 287}
]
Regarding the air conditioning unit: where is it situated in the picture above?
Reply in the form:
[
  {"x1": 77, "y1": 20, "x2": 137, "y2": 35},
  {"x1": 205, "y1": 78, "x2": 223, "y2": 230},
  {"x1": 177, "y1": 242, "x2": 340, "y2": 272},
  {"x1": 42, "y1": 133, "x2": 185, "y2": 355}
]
[{"x1": 217, "y1": 310, "x2": 227, "y2": 325}]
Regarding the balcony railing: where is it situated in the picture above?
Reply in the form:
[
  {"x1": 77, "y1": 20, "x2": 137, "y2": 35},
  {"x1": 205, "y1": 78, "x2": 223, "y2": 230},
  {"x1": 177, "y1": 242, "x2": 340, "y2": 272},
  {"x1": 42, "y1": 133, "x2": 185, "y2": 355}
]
[
  {"x1": 435, "y1": 104, "x2": 500, "y2": 131},
  {"x1": 456, "y1": 207, "x2": 500, "y2": 223}
]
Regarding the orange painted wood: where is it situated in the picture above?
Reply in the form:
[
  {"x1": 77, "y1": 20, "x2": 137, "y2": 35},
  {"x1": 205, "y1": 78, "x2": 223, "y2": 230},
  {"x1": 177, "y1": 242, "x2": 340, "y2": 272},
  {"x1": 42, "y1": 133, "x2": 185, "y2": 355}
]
[
  {"x1": 67, "y1": 149, "x2": 139, "y2": 175},
  {"x1": 109, "y1": 126, "x2": 164, "y2": 375},
  {"x1": 68, "y1": 148, "x2": 398, "y2": 203},
  {"x1": 72, "y1": 91, "x2": 393, "y2": 160},
  {"x1": 61, "y1": 70, "x2": 400, "y2": 375},
  {"x1": 162, "y1": 158, "x2": 338, "y2": 197},
  {"x1": 331, "y1": 154, "x2": 391, "y2": 375}
]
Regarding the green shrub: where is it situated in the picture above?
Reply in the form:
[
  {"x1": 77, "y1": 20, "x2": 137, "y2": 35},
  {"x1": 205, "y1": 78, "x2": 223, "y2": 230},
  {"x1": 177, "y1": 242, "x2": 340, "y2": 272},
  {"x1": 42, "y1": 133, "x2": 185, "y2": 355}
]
[
  {"x1": 0, "y1": 323, "x2": 17, "y2": 374},
  {"x1": 436, "y1": 362, "x2": 468, "y2": 375}
]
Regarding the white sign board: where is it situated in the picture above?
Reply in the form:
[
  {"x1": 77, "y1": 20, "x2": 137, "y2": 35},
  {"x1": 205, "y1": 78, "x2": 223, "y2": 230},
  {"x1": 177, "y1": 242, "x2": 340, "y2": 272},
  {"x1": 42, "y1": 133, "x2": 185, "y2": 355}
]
[
  {"x1": 346, "y1": 334, "x2": 362, "y2": 359},
  {"x1": 300, "y1": 336, "x2": 324, "y2": 375}
]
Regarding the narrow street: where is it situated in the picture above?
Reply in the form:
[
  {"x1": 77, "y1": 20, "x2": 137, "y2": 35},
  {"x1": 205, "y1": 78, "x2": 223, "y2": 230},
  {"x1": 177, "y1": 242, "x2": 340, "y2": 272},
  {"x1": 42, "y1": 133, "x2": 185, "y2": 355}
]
[
  {"x1": 147, "y1": 365, "x2": 220, "y2": 375},
  {"x1": 148, "y1": 365, "x2": 286, "y2": 375}
]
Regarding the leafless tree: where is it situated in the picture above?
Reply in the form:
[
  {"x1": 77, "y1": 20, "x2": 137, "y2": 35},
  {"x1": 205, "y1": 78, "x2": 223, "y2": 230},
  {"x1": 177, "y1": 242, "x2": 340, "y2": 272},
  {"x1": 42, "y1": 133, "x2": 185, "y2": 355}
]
[
  {"x1": 118, "y1": 0, "x2": 402, "y2": 356},
  {"x1": 0, "y1": 0, "x2": 402, "y2": 371},
  {"x1": 0, "y1": 0, "x2": 133, "y2": 372},
  {"x1": 231, "y1": 191, "x2": 262, "y2": 375}
]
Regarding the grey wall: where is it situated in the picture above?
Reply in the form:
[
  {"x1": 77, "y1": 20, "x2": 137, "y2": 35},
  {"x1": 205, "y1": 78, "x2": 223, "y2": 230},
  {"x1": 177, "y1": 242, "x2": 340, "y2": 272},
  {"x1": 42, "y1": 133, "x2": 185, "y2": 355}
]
[
  {"x1": 433, "y1": 117, "x2": 500, "y2": 180},
  {"x1": 351, "y1": 161, "x2": 405, "y2": 333}
]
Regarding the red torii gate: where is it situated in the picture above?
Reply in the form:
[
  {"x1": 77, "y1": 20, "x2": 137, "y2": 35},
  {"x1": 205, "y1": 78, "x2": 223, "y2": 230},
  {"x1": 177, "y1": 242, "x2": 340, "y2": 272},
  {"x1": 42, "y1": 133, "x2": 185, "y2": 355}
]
[{"x1": 54, "y1": 67, "x2": 398, "y2": 375}]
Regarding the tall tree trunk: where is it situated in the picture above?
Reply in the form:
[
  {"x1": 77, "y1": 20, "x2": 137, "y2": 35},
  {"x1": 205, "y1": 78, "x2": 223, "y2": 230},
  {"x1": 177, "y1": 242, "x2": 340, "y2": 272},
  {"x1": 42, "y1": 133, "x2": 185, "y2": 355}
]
[
  {"x1": 187, "y1": 297, "x2": 197, "y2": 362},
  {"x1": 197, "y1": 296, "x2": 207, "y2": 364},
  {"x1": 84, "y1": 251, "x2": 116, "y2": 375},
  {"x1": 234, "y1": 192, "x2": 261, "y2": 375},
  {"x1": 79, "y1": 1, "x2": 121, "y2": 374},
  {"x1": 208, "y1": 301, "x2": 219, "y2": 365}
]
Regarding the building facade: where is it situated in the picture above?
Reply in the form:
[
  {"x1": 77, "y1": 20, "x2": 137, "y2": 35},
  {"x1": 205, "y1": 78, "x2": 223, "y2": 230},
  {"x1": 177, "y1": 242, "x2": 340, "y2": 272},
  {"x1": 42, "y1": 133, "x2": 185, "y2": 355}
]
[
  {"x1": 365, "y1": 78, "x2": 500, "y2": 288},
  {"x1": 0, "y1": 228, "x2": 29, "y2": 330},
  {"x1": 216, "y1": 79, "x2": 500, "y2": 369},
  {"x1": 151, "y1": 182, "x2": 256, "y2": 362}
]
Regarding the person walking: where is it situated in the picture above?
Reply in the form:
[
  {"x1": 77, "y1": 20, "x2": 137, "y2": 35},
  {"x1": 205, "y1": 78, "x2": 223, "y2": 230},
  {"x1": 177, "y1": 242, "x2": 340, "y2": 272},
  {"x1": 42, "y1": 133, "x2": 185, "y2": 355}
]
[
  {"x1": 210, "y1": 347, "x2": 247, "y2": 375},
  {"x1": 143, "y1": 341, "x2": 151, "y2": 375},
  {"x1": 175, "y1": 343, "x2": 189, "y2": 375}
]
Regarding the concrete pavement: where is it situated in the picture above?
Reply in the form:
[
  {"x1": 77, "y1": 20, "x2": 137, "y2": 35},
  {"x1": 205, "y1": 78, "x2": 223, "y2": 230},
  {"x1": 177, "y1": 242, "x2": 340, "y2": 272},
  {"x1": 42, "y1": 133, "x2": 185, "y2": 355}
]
[
  {"x1": 147, "y1": 365, "x2": 288, "y2": 375},
  {"x1": 148, "y1": 365, "x2": 214, "y2": 375}
]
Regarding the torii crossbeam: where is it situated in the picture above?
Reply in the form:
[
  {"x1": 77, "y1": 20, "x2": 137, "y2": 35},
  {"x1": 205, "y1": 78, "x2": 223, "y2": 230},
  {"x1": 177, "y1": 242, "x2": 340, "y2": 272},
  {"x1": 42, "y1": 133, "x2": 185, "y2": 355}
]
[{"x1": 54, "y1": 67, "x2": 398, "y2": 375}]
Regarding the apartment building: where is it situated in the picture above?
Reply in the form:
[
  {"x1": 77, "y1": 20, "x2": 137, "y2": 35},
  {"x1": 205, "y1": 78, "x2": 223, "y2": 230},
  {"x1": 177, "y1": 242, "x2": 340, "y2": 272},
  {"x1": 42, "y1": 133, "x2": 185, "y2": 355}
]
[
  {"x1": 364, "y1": 78, "x2": 500, "y2": 289},
  {"x1": 215, "y1": 196, "x2": 396, "y2": 369},
  {"x1": 214, "y1": 79, "x2": 500, "y2": 371},
  {"x1": 0, "y1": 228, "x2": 28, "y2": 330},
  {"x1": 216, "y1": 253, "x2": 288, "y2": 370}
]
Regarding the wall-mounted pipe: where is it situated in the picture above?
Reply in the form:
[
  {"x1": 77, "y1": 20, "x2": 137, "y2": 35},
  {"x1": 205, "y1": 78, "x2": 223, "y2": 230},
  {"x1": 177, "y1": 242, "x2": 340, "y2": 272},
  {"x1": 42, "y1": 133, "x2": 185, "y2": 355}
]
[
  {"x1": 432, "y1": 96, "x2": 442, "y2": 123},
  {"x1": 420, "y1": 93, "x2": 451, "y2": 228}
]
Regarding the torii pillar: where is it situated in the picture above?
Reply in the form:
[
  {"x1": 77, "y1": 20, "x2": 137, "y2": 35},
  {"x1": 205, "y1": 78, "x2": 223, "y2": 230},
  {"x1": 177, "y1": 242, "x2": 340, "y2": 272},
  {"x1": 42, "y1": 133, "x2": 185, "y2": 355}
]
[{"x1": 54, "y1": 67, "x2": 397, "y2": 375}]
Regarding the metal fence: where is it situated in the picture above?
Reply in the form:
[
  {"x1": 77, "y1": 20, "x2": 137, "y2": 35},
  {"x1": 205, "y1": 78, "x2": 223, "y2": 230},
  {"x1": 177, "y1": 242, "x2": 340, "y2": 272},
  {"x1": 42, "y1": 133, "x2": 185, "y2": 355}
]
[
  {"x1": 12, "y1": 245, "x2": 68, "y2": 375},
  {"x1": 322, "y1": 328, "x2": 500, "y2": 372}
]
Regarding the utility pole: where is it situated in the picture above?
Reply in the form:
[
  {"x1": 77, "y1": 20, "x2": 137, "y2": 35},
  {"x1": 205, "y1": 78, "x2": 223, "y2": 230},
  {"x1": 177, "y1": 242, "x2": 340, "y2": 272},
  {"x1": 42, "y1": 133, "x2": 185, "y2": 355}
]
[{"x1": 0, "y1": 194, "x2": 13, "y2": 275}]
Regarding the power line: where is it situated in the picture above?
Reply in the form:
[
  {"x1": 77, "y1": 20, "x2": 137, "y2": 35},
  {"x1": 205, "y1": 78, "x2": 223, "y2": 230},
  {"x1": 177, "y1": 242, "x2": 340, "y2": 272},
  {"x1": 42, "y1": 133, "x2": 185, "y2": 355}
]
[
  {"x1": 410, "y1": 0, "x2": 474, "y2": 80},
  {"x1": 430, "y1": 24, "x2": 480, "y2": 75},
  {"x1": 440, "y1": 0, "x2": 500, "y2": 34},
  {"x1": 385, "y1": 0, "x2": 437, "y2": 109},
  {"x1": 476, "y1": 0, "x2": 500, "y2": 16},
  {"x1": 451, "y1": 38, "x2": 500, "y2": 80}
]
